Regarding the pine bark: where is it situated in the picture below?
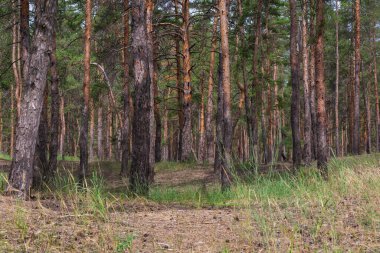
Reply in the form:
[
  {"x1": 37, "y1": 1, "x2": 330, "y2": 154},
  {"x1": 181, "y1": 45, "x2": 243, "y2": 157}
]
[
  {"x1": 302, "y1": 0, "x2": 312, "y2": 165},
  {"x1": 130, "y1": 0, "x2": 153, "y2": 194},
  {"x1": 315, "y1": 0, "x2": 328, "y2": 177},
  {"x1": 289, "y1": 0, "x2": 301, "y2": 169},
  {"x1": 180, "y1": 0, "x2": 192, "y2": 161},
  {"x1": 79, "y1": 0, "x2": 92, "y2": 182},
  {"x1": 7, "y1": 0, "x2": 57, "y2": 198},
  {"x1": 219, "y1": 0, "x2": 233, "y2": 191}
]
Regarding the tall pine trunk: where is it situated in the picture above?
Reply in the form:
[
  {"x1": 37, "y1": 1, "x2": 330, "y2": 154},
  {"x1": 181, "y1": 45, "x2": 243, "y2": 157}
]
[
  {"x1": 219, "y1": 0, "x2": 233, "y2": 191},
  {"x1": 315, "y1": 0, "x2": 328, "y2": 177},
  {"x1": 7, "y1": 0, "x2": 57, "y2": 198},
  {"x1": 180, "y1": 0, "x2": 192, "y2": 161},
  {"x1": 129, "y1": 0, "x2": 153, "y2": 194},
  {"x1": 302, "y1": 0, "x2": 312, "y2": 165},
  {"x1": 79, "y1": 0, "x2": 92, "y2": 182},
  {"x1": 289, "y1": 0, "x2": 301, "y2": 169}
]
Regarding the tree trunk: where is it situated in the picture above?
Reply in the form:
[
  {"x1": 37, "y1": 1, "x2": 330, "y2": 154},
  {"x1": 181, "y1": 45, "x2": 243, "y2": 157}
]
[
  {"x1": 250, "y1": 0, "x2": 263, "y2": 161},
  {"x1": 79, "y1": 0, "x2": 92, "y2": 182},
  {"x1": 219, "y1": 0, "x2": 233, "y2": 191},
  {"x1": 363, "y1": 63, "x2": 371, "y2": 154},
  {"x1": 20, "y1": 0, "x2": 30, "y2": 89},
  {"x1": 106, "y1": 105, "x2": 112, "y2": 159},
  {"x1": 147, "y1": 0, "x2": 156, "y2": 168},
  {"x1": 334, "y1": 0, "x2": 340, "y2": 157},
  {"x1": 11, "y1": 3, "x2": 20, "y2": 157},
  {"x1": 130, "y1": 0, "x2": 153, "y2": 195},
  {"x1": 289, "y1": 0, "x2": 302, "y2": 169},
  {"x1": 315, "y1": 0, "x2": 328, "y2": 177},
  {"x1": 352, "y1": 0, "x2": 361, "y2": 155},
  {"x1": 162, "y1": 91, "x2": 169, "y2": 161},
  {"x1": 47, "y1": 30, "x2": 60, "y2": 180},
  {"x1": 6, "y1": 0, "x2": 57, "y2": 198},
  {"x1": 180, "y1": 0, "x2": 192, "y2": 162},
  {"x1": 97, "y1": 107, "x2": 103, "y2": 159},
  {"x1": 89, "y1": 99, "x2": 95, "y2": 161},
  {"x1": 372, "y1": 24, "x2": 379, "y2": 152},
  {"x1": 59, "y1": 96, "x2": 65, "y2": 158},
  {"x1": 215, "y1": 51, "x2": 223, "y2": 174},
  {"x1": 121, "y1": 0, "x2": 130, "y2": 176},
  {"x1": 206, "y1": 16, "x2": 218, "y2": 164},
  {"x1": 302, "y1": 0, "x2": 312, "y2": 165},
  {"x1": 309, "y1": 4, "x2": 318, "y2": 160},
  {"x1": 198, "y1": 72, "x2": 206, "y2": 162},
  {"x1": 35, "y1": 87, "x2": 49, "y2": 187}
]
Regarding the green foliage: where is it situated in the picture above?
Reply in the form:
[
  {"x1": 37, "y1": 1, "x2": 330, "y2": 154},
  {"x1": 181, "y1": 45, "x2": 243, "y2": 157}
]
[{"x1": 115, "y1": 234, "x2": 134, "y2": 253}]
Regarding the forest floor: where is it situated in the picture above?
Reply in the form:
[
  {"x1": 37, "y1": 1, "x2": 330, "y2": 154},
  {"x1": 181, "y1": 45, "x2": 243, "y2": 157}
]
[{"x1": 0, "y1": 154, "x2": 379, "y2": 252}]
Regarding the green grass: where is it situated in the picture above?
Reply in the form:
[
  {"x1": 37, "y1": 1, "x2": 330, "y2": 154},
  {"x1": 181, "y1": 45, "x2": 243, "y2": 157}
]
[
  {"x1": 0, "y1": 153, "x2": 11, "y2": 161},
  {"x1": 57, "y1": 155, "x2": 79, "y2": 161},
  {"x1": 154, "y1": 160, "x2": 198, "y2": 172},
  {"x1": 0, "y1": 172, "x2": 6, "y2": 193},
  {"x1": 149, "y1": 154, "x2": 380, "y2": 208}
]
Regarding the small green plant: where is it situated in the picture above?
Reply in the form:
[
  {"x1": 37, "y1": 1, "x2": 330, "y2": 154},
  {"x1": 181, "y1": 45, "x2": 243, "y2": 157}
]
[
  {"x1": 0, "y1": 153, "x2": 11, "y2": 161},
  {"x1": 116, "y1": 234, "x2": 134, "y2": 253}
]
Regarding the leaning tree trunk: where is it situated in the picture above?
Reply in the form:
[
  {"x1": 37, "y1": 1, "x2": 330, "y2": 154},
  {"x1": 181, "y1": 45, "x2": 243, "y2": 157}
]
[
  {"x1": 129, "y1": 0, "x2": 153, "y2": 195},
  {"x1": 289, "y1": 0, "x2": 302, "y2": 169},
  {"x1": 315, "y1": 0, "x2": 328, "y2": 178},
  {"x1": 121, "y1": 0, "x2": 130, "y2": 176},
  {"x1": 352, "y1": 0, "x2": 361, "y2": 155},
  {"x1": 79, "y1": 0, "x2": 92, "y2": 182},
  {"x1": 6, "y1": 0, "x2": 57, "y2": 199}
]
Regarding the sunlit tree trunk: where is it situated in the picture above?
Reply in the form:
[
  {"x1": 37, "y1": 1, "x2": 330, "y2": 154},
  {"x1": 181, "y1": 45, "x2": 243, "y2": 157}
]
[
  {"x1": 289, "y1": 0, "x2": 301, "y2": 169},
  {"x1": 198, "y1": 72, "x2": 206, "y2": 162},
  {"x1": 219, "y1": 0, "x2": 233, "y2": 191}
]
